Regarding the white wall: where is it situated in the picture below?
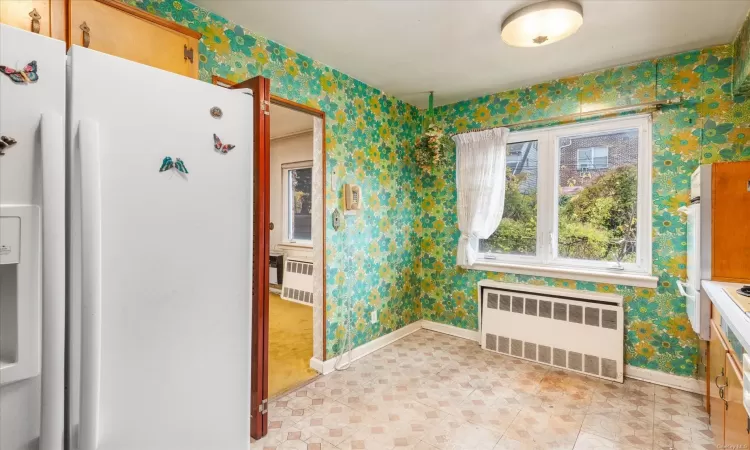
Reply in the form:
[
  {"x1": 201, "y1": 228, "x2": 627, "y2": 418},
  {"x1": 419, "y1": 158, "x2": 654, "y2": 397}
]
[{"x1": 270, "y1": 131, "x2": 314, "y2": 255}]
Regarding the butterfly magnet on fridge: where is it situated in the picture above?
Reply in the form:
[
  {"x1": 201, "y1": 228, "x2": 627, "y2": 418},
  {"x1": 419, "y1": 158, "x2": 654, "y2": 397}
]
[
  {"x1": 159, "y1": 156, "x2": 189, "y2": 174},
  {"x1": 213, "y1": 134, "x2": 235, "y2": 154},
  {"x1": 0, "y1": 61, "x2": 38, "y2": 84}
]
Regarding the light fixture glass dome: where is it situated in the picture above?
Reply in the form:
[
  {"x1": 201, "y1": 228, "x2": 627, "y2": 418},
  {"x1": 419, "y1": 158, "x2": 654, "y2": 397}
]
[{"x1": 501, "y1": 0, "x2": 583, "y2": 47}]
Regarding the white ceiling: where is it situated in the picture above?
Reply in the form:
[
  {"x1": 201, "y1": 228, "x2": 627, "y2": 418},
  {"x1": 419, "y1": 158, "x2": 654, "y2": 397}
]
[
  {"x1": 270, "y1": 103, "x2": 313, "y2": 139},
  {"x1": 194, "y1": 0, "x2": 750, "y2": 108}
]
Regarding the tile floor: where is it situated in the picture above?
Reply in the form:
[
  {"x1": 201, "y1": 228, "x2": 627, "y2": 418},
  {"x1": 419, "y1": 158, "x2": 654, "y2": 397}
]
[{"x1": 252, "y1": 329, "x2": 713, "y2": 450}]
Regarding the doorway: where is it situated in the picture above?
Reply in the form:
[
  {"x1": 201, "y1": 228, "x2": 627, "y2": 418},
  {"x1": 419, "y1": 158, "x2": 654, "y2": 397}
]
[
  {"x1": 212, "y1": 76, "x2": 326, "y2": 440},
  {"x1": 267, "y1": 103, "x2": 317, "y2": 397}
]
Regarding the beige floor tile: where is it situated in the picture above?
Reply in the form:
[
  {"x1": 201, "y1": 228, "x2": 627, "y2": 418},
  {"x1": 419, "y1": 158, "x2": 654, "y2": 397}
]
[
  {"x1": 423, "y1": 416, "x2": 503, "y2": 450},
  {"x1": 255, "y1": 436, "x2": 338, "y2": 450},
  {"x1": 653, "y1": 403, "x2": 710, "y2": 435},
  {"x1": 293, "y1": 401, "x2": 366, "y2": 446},
  {"x1": 254, "y1": 421, "x2": 306, "y2": 448},
  {"x1": 276, "y1": 388, "x2": 333, "y2": 416},
  {"x1": 470, "y1": 385, "x2": 544, "y2": 409},
  {"x1": 581, "y1": 412, "x2": 653, "y2": 449},
  {"x1": 502, "y1": 406, "x2": 585, "y2": 448},
  {"x1": 492, "y1": 436, "x2": 551, "y2": 450},
  {"x1": 653, "y1": 425, "x2": 716, "y2": 450},
  {"x1": 413, "y1": 379, "x2": 475, "y2": 413},
  {"x1": 255, "y1": 331, "x2": 718, "y2": 450},
  {"x1": 654, "y1": 386, "x2": 704, "y2": 408},
  {"x1": 573, "y1": 431, "x2": 644, "y2": 450},
  {"x1": 453, "y1": 395, "x2": 520, "y2": 433},
  {"x1": 586, "y1": 398, "x2": 654, "y2": 421}
]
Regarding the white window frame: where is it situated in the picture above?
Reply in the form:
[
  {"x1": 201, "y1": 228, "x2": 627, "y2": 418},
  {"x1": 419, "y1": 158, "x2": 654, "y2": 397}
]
[
  {"x1": 577, "y1": 146, "x2": 609, "y2": 170},
  {"x1": 477, "y1": 115, "x2": 653, "y2": 284},
  {"x1": 282, "y1": 160, "x2": 313, "y2": 246}
]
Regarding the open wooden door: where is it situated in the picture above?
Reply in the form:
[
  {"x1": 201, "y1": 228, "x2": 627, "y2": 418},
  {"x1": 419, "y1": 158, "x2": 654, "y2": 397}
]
[{"x1": 231, "y1": 76, "x2": 271, "y2": 440}]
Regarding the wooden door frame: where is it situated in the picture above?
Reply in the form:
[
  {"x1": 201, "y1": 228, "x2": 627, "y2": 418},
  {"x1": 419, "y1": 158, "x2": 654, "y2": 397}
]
[{"x1": 214, "y1": 75, "x2": 327, "y2": 439}]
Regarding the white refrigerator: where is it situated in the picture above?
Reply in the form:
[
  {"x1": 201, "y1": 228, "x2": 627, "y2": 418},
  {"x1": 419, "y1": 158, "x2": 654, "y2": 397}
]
[
  {"x1": 1, "y1": 23, "x2": 255, "y2": 450},
  {"x1": 66, "y1": 47, "x2": 254, "y2": 450},
  {"x1": 0, "y1": 24, "x2": 66, "y2": 450}
]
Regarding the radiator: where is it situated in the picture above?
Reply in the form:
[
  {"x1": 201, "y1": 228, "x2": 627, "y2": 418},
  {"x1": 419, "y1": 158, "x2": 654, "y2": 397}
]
[
  {"x1": 480, "y1": 281, "x2": 624, "y2": 382},
  {"x1": 281, "y1": 257, "x2": 313, "y2": 307}
]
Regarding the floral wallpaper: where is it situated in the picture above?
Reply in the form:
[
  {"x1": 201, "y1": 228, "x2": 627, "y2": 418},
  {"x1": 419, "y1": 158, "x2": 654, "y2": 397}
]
[
  {"x1": 420, "y1": 44, "x2": 750, "y2": 377},
  {"x1": 734, "y1": 10, "x2": 750, "y2": 96},
  {"x1": 129, "y1": 0, "x2": 423, "y2": 357},
  {"x1": 131, "y1": 0, "x2": 750, "y2": 376}
]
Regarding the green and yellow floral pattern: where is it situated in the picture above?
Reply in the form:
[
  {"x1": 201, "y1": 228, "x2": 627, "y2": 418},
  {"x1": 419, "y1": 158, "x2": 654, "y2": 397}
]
[
  {"x1": 131, "y1": 0, "x2": 750, "y2": 376},
  {"x1": 129, "y1": 0, "x2": 423, "y2": 356},
  {"x1": 422, "y1": 44, "x2": 750, "y2": 376}
]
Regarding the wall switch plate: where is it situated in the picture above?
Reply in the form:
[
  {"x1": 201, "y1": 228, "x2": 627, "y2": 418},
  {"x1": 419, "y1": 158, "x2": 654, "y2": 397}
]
[{"x1": 371, "y1": 310, "x2": 377, "y2": 324}]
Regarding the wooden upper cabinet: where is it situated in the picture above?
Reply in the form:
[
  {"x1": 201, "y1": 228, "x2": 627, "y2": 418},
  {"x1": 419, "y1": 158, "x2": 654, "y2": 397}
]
[
  {"x1": 69, "y1": 0, "x2": 201, "y2": 78},
  {"x1": 0, "y1": 0, "x2": 64, "y2": 39},
  {"x1": 712, "y1": 160, "x2": 750, "y2": 282}
]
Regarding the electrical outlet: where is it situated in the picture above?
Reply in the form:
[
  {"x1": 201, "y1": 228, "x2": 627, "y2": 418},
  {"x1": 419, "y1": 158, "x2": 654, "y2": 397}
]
[{"x1": 371, "y1": 310, "x2": 378, "y2": 324}]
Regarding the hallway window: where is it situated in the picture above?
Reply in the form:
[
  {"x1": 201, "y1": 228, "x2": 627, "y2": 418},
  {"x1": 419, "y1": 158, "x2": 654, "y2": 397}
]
[{"x1": 282, "y1": 161, "x2": 313, "y2": 244}]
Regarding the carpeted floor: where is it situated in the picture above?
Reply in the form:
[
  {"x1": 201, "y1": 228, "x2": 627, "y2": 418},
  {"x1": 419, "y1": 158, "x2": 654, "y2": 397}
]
[{"x1": 269, "y1": 292, "x2": 318, "y2": 398}]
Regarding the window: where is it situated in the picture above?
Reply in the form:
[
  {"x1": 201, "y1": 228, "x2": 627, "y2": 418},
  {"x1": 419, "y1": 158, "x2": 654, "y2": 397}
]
[
  {"x1": 282, "y1": 161, "x2": 313, "y2": 244},
  {"x1": 480, "y1": 116, "x2": 651, "y2": 274},
  {"x1": 577, "y1": 147, "x2": 609, "y2": 170}
]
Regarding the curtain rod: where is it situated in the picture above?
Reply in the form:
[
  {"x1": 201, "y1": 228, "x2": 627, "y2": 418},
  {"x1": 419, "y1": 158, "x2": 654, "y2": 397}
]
[{"x1": 450, "y1": 97, "x2": 684, "y2": 137}]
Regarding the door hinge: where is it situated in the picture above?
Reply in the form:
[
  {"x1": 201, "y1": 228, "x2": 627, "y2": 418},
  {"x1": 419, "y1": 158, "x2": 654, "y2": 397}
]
[
  {"x1": 260, "y1": 100, "x2": 270, "y2": 116},
  {"x1": 258, "y1": 399, "x2": 268, "y2": 415},
  {"x1": 184, "y1": 45, "x2": 194, "y2": 64}
]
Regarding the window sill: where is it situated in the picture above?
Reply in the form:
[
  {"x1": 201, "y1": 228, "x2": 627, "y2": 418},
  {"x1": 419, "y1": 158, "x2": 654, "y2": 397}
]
[
  {"x1": 470, "y1": 260, "x2": 658, "y2": 289},
  {"x1": 278, "y1": 242, "x2": 313, "y2": 250}
]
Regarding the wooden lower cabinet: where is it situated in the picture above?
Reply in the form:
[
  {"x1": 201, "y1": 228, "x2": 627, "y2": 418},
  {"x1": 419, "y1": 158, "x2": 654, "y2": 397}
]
[
  {"x1": 709, "y1": 320, "x2": 728, "y2": 446},
  {"x1": 707, "y1": 318, "x2": 750, "y2": 447},
  {"x1": 725, "y1": 351, "x2": 750, "y2": 448}
]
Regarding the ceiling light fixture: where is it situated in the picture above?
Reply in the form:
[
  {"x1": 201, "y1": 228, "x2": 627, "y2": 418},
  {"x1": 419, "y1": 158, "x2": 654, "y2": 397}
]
[{"x1": 501, "y1": 0, "x2": 583, "y2": 48}]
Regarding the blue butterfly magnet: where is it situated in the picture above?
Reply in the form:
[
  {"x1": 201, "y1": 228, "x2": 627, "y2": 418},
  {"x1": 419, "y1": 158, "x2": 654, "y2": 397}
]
[{"x1": 159, "y1": 156, "x2": 188, "y2": 174}]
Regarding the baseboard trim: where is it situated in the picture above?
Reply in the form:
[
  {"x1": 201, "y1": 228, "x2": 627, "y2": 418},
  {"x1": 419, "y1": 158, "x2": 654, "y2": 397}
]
[
  {"x1": 309, "y1": 357, "x2": 324, "y2": 374},
  {"x1": 310, "y1": 321, "x2": 423, "y2": 375},
  {"x1": 421, "y1": 320, "x2": 480, "y2": 342},
  {"x1": 310, "y1": 321, "x2": 701, "y2": 394},
  {"x1": 625, "y1": 365, "x2": 702, "y2": 394}
]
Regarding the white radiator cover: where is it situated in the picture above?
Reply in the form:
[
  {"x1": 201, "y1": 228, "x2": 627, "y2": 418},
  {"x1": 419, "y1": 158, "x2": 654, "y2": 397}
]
[
  {"x1": 281, "y1": 256, "x2": 314, "y2": 307},
  {"x1": 480, "y1": 281, "x2": 624, "y2": 382}
]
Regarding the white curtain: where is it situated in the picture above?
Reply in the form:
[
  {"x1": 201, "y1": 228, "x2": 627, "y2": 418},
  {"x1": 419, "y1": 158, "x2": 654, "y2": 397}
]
[{"x1": 453, "y1": 127, "x2": 510, "y2": 267}]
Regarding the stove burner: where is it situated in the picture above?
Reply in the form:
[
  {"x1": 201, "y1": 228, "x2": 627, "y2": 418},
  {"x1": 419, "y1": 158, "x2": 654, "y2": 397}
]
[{"x1": 738, "y1": 286, "x2": 750, "y2": 298}]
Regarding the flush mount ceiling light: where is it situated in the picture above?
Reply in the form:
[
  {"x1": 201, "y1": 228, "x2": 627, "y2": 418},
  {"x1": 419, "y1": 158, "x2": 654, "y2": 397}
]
[{"x1": 501, "y1": 0, "x2": 583, "y2": 47}]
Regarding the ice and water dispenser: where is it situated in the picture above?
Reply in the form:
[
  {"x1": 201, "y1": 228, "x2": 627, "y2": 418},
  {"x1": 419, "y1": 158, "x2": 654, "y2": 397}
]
[{"x1": 0, "y1": 206, "x2": 40, "y2": 385}]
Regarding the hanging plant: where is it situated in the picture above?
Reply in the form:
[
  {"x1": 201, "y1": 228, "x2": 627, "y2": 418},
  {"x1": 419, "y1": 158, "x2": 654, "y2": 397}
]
[
  {"x1": 414, "y1": 91, "x2": 453, "y2": 171},
  {"x1": 414, "y1": 123, "x2": 453, "y2": 170}
]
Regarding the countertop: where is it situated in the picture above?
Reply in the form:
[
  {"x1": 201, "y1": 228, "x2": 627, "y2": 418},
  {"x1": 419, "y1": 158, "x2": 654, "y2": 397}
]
[{"x1": 702, "y1": 280, "x2": 750, "y2": 352}]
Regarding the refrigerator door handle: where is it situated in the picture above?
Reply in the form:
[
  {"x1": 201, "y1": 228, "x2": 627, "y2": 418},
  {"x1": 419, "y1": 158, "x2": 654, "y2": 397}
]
[
  {"x1": 40, "y1": 112, "x2": 66, "y2": 450},
  {"x1": 79, "y1": 119, "x2": 102, "y2": 450},
  {"x1": 677, "y1": 280, "x2": 691, "y2": 298}
]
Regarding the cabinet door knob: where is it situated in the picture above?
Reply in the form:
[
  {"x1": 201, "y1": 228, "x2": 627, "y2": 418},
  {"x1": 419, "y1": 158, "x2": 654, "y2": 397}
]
[
  {"x1": 80, "y1": 22, "x2": 91, "y2": 48},
  {"x1": 716, "y1": 368, "x2": 728, "y2": 389},
  {"x1": 29, "y1": 8, "x2": 41, "y2": 33}
]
